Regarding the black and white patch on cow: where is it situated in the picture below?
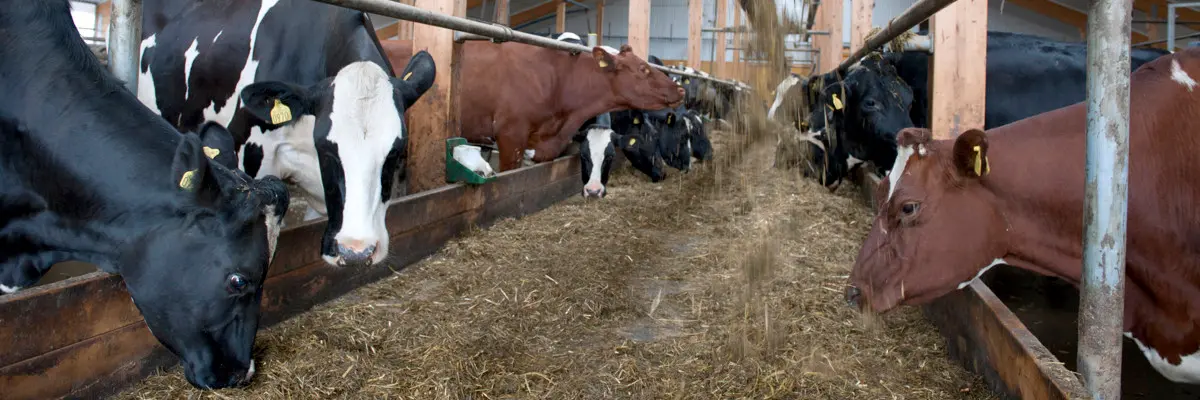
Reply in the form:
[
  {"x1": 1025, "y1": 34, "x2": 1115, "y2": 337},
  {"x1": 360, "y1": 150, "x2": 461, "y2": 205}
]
[
  {"x1": 138, "y1": 0, "x2": 437, "y2": 267},
  {"x1": 575, "y1": 126, "x2": 620, "y2": 198}
]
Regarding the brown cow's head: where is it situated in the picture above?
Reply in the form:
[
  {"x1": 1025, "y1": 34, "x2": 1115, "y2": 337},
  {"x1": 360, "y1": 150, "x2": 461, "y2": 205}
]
[
  {"x1": 593, "y1": 44, "x2": 685, "y2": 110},
  {"x1": 846, "y1": 127, "x2": 1009, "y2": 313}
]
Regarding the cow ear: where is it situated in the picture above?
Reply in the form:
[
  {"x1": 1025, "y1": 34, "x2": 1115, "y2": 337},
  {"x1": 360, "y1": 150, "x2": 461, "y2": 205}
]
[
  {"x1": 195, "y1": 121, "x2": 239, "y2": 171},
  {"x1": 952, "y1": 129, "x2": 990, "y2": 178},
  {"x1": 592, "y1": 47, "x2": 616, "y2": 72},
  {"x1": 392, "y1": 50, "x2": 437, "y2": 110},
  {"x1": 240, "y1": 81, "x2": 313, "y2": 127},
  {"x1": 619, "y1": 44, "x2": 634, "y2": 54},
  {"x1": 170, "y1": 133, "x2": 210, "y2": 193},
  {"x1": 824, "y1": 82, "x2": 848, "y2": 112}
]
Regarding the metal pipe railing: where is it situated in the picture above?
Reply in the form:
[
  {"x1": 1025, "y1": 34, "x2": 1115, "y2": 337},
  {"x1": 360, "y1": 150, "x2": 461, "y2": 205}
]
[
  {"x1": 1078, "y1": 0, "x2": 1132, "y2": 398},
  {"x1": 802, "y1": 0, "x2": 820, "y2": 41},
  {"x1": 1168, "y1": 2, "x2": 1200, "y2": 50},
  {"x1": 836, "y1": 0, "x2": 959, "y2": 72},
  {"x1": 308, "y1": 0, "x2": 743, "y2": 87},
  {"x1": 108, "y1": 0, "x2": 142, "y2": 94},
  {"x1": 1132, "y1": 31, "x2": 1200, "y2": 47}
]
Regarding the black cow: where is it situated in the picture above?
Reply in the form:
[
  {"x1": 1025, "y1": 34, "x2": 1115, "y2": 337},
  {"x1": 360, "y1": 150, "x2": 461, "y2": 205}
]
[
  {"x1": 801, "y1": 31, "x2": 1172, "y2": 189},
  {"x1": 1, "y1": 0, "x2": 289, "y2": 389},
  {"x1": 137, "y1": 0, "x2": 436, "y2": 267}
]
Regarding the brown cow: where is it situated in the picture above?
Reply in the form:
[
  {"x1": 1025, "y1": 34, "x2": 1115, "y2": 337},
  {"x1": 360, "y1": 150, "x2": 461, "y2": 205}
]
[
  {"x1": 846, "y1": 48, "x2": 1200, "y2": 384},
  {"x1": 380, "y1": 39, "x2": 684, "y2": 173}
]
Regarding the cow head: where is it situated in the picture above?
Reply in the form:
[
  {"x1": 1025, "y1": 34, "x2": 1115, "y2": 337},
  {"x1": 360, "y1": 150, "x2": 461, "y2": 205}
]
[
  {"x1": 828, "y1": 55, "x2": 912, "y2": 165},
  {"x1": 646, "y1": 109, "x2": 692, "y2": 172},
  {"x1": 120, "y1": 128, "x2": 289, "y2": 390},
  {"x1": 616, "y1": 113, "x2": 667, "y2": 182},
  {"x1": 238, "y1": 50, "x2": 437, "y2": 267},
  {"x1": 592, "y1": 45, "x2": 685, "y2": 110},
  {"x1": 685, "y1": 111, "x2": 713, "y2": 162},
  {"x1": 800, "y1": 76, "x2": 858, "y2": 191},
  {"x1": 573, "y1": 123, "x2": 620, "y2": 198},
  {"x1": 847, "y1": 128, "x2": 1006, "y2": 313}
]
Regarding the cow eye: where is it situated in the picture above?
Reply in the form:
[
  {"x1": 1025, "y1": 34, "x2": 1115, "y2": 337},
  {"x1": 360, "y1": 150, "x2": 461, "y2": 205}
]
[
  {"x1": 864, "y1": 99, "x2": 879, "y2": 109},
  {"x1": 901, "y1": 202, "x2": 920, "y2": 216},
  {"x1": 227, "y1": 273, "x2": 249, "y2": 292}
]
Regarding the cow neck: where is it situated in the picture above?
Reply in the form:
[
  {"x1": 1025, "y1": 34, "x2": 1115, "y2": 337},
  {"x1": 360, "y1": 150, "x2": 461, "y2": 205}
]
[
  {"x1": 970, "y1": 107, "x2": 1090, "y2": 287},
  {"x1": 557, "y1": 55, "x2": 622, "y2": 119}
]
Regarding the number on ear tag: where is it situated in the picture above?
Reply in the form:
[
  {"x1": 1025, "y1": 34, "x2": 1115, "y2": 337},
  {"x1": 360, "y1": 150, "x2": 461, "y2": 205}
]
[
  {"x1": 203, "y1": 146, "x2": 220, "y2": 159},
  {"x1": 832, "y1": 94, "x2": 844, "y2": 110},
  {"x1": 270, "y1": 99, "x2": 292, "y2": 125},
  {"x1": 179, "y1": 170, "x2": 198, "y2": 190}
]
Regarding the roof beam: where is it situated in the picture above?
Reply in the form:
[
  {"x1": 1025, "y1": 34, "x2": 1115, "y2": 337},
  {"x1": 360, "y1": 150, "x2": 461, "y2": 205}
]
[
  {"x1": 1005, "y1": 0, "x2": 1147, "y2": 43},
  {"x1": 510, "y1": 0, "x2": 563, "y2": 27}
]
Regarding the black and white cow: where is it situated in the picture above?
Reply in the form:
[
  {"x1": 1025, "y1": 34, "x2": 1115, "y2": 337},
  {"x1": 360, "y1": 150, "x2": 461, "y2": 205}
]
[
  {"x1": 572, "y1": 113, "x2": 621, "y2": 198},
  {"x1": 2, "y1": 0, "x2": 289, "y2": 389},
  {"x1": 800, "y1": 31, "x2": 1173, "y2": 189},
  {"x1": 137, "y1": 0, "x2": 437, "y2": 267}
]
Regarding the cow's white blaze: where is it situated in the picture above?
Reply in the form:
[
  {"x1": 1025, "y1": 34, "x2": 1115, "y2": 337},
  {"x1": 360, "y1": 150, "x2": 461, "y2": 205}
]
[
  {"x1": 767, "y1": 75, "x2": 800, "y2": 121},
  {"x1": 203, "y1": 0, "x2": 279, "y2": 128},
  {"x1": 1172, "y1": 59, "x2": 1197, "y2": 91},
  {"x1": 136, "y1": 34, "x2": 160, "y2": 115},
  {"x1": 453, "y1": 145, "x2": 495, "y2": 177},
  {"x1": 263, "y1": 204, "x2": 281, "y2": 264},
  {"x1": 240, "y1": 116, "x2": 324, "y2": 218},
  {"x1": 885, "y1": 144, "x2": 918, "y2": 202},
  {"x1": 0, "y1": 283, "x2": 19, "y2": 294},
  {"x1": 324, "y1": 61, "x2": 404, "y2": 265},
  {"x1": 1127, "y1": 333, "x2": 1200, "y2": 383},
  {"x1": 182, "y1": 38, "x2": 200, "y2": 100},
  {"x1": 583, "y1": 127, "x2": 614, "y2": 195},
  {"x1": 957, "y1": 258, "x2": 1005, "y2": 289}
]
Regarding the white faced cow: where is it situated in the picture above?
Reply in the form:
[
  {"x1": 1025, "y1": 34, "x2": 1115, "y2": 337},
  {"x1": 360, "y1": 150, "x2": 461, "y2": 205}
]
[{"x1": 137, "y1": 0, "x2": 436, "y2": 267}]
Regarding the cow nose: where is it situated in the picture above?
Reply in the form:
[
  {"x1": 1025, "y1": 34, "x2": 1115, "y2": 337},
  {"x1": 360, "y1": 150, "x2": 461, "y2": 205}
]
[
  {"x1": 845, "y1": 285, "x2": 863, "y2": 309},
  {"x1": 337, "y1": 240, "x2": 376, "y2": 265},
  {"x1": 583, "y1": 187, "x2": 604, "y2": 198},
  {"x1": 676, "y1": 87, "x2": 686, "y2": 97}
]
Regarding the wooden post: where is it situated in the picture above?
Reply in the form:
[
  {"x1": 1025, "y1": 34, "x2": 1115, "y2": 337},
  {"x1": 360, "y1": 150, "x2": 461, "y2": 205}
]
[
  {"x1": 398, "y1": 0, "x2": 415, "y2": 40},
  {"x1": 494, "y1": 0, "x2": 510, "y2": 24},
  {"x1": 687, "y1": 0, "x2": 701, "y2": 66},
  {"x1": 408, "y1": 0, "x2": 466, "y2": 193},
  {"x1": 816, "y1": 0, "x2": 843, "y2": 72},
  {"x1": 851, "y1": 0, "x2": 874, "y2": 53},
  {"x1": 929, "y1": 0, "x2": 987, "y2": 140},
  {"x1": 95, "y1": 1, "x2": 112, "y2": 40},
  {"x1": 556, "y1": 0, "x2": 566, "y2": 32},
  {"x1": 628, "y1": 0, "x2": 651, "y2": 57},
  {"x1": 732, "y1": 5, "x2": 742, "y2": 81},
  {"x1": 596, "y1": 0, "x2": 605, "y2": 42},
  {"x1": 714, "y1": 0, "x2": 727, "y2": 77}
]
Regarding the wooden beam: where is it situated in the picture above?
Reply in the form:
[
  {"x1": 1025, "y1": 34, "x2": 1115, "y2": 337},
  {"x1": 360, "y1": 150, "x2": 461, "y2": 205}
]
[
  {"x1": 95, "y1": 1, "x2": 111, "y2": 39},
  {"x1": 628, "y1": 0, "x2": 651, "y2": 57},
  {"x1": 408, "y1": 0, "x2": 466, "y2": 193},
  {"x1": 815, "y1": 0, "x2": 843, "y2": 72},
  {"x1": 375, "y1": 21, "x2": 400, "y2": 40},
  {"x1": 851, "y1": 0, "x2": 874, "y2": 53},
  {"x1": 555, "y1": 0, "x2": 566, "y2": 32},
  {"x1": 929, "y1": 0, "x2": 987, "y2": 140},
  {"x1": 731, "y1": 4, "x2": 742, "y2": 80},
  {"x1": 596, "y1": 0, "x2": 605, "y2": 41},
  {"x1": 1005, "y1": 0, "x2": 1147, "y2": 43},
  {"x1": 510, "y1": 0, "x2": 560, "y2": 27},
  {"x1": 494, "y1": 0, "x2": 510, "y2": 24},
  {"x1": 713, "y1": 0, "x2": 727, "y2": 77},
  {"x1": 687, "y1": 0, "x2": 701, "y2": 66}
]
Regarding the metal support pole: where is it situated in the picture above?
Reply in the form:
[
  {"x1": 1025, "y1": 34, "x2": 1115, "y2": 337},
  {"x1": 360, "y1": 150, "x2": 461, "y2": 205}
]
[
  {"x1": 108, "y1": 0, "x2": 142, "y2": 94},
  {"x1": 1169, "y1": 5, "x2": 1177, "y2": 51},
  {"x1": 587, "y1": 33, "x2": 598, "y2": 47},
  {"x1": 837, "y1": 0, "x2": 958, "y2": 72},
  {"x1": 1079, "y1": 0, "x2": 1131, "y2": 398}
]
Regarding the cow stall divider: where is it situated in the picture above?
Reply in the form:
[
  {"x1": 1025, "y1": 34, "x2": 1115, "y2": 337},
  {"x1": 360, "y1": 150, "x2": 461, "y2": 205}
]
[{"x1": 828, "y1": 0, "x2": 1131, "y2": 398}]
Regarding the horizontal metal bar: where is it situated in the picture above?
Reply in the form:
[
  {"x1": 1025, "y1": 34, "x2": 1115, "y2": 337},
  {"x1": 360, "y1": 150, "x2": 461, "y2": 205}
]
[
  {"x1": 1132, "y1": 18, "x2": 1200, "y2": 25},
  {"x1": 1168, "y1": 2, "x2": 1200, "y2": 10},
  {"x1": 837, "y1": 0, "x2": 959, "y2": 72},
  {"x1": 1132, "y1": 30, "x2": 1200, "y2": 47},
  {"x1": 307, "y1": 0, "x2": 743, "y2": 87}
]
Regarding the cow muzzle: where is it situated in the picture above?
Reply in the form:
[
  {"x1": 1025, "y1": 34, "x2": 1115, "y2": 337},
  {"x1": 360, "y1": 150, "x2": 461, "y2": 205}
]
[
  {"x1": 582, "y1": 183, "x2": 606, "y2": 199},
  {"x1": 336, "y1": 240, "x2": 377, "y2": 265}
]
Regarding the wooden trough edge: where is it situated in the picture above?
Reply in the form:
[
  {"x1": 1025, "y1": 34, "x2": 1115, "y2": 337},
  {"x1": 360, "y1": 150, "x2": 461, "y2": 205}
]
[
  {"x1": 0, "y1": 154, "x2": 584, "y2": 400},
  {"x1": 851, "y1": 168, "x2": 1088, "y2": 400}
]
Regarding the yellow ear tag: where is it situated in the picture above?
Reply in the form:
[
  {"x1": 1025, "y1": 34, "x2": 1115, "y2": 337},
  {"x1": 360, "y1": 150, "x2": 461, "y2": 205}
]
[
  {"x1": 633, "y1": 117, "x2": 641, "y2": 125},
  {"x1": 598, "y1": 60, "x2": 609, "y2": 68},
  {"x1": 203, "y1": 146, "x2": 220, "y2": 159},
  {"x1": 972, "y1": 145, "x2": 988, "y2": 176},
  {"x1": 403, "y1": 71, "x2": 413, "y2": 81},
  {"x1": 832, "y1": 94, "x2": 844, "y2": 110},
  {"x1": 270, "y1": 99, "x2": 292, "y2": 125},
  {"x1": 179, "y1": 170, "x2": 197, "y2": 190},
  {"x1": 667, "y1": 114, "x2": 673, "y2": 124},
  {"x1": 629, "y1": 138, "x2": 637, "y2": 145}
]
